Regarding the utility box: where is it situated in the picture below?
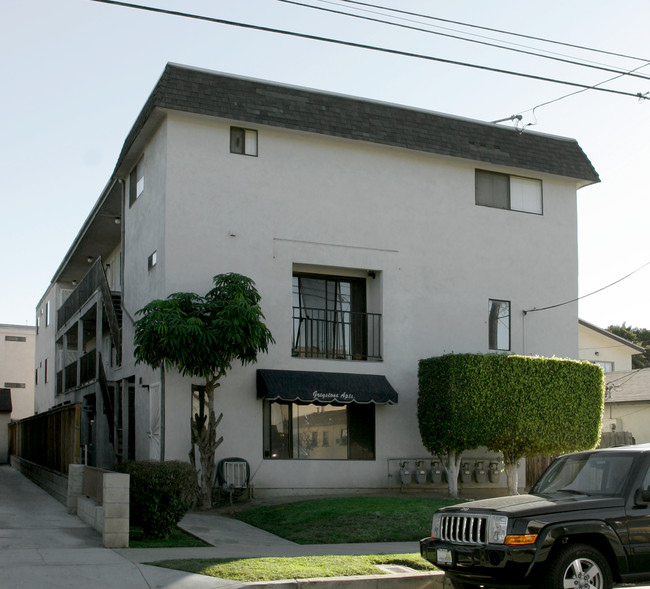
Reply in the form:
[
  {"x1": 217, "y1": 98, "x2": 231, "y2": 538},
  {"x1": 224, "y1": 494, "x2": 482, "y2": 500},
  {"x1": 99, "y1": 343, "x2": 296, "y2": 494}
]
[
  {"x1": 474, "y1": 461, "x2": 488, "y2": 484},
  {"x1": 430, "y1": 461, "x2": 444, "y2": 484},
  {"x1": 489, "y1": 461, "x2": 501, "y2": 483},
  {"x1": 460, "y1": 462, "x2": 472, "y2": 484},
  {"x1": 399, "y1": 461, "x2": 412, "y2": 485},
  {"x1": 415, "y1": 461, "x2": 428, "y2": 484}
]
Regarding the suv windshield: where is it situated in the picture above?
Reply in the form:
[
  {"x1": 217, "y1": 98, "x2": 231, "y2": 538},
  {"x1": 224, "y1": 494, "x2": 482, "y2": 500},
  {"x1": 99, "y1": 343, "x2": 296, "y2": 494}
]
[{"x1": 532, "y1": 454, "x2": 634, "y2": 496}]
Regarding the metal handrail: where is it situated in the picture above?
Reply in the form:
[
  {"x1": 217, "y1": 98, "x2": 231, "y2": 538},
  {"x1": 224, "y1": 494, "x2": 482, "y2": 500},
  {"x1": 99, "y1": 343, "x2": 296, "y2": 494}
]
[
  {"x1": 292, "y1": 306, "x2": 382, "y2": 360},
  {"x1": 56, "y1": 258, "x2": 122, "y2": 365}
]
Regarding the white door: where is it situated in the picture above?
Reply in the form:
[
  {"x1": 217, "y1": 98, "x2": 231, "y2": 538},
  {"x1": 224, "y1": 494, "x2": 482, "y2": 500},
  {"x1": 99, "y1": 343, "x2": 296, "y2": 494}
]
[{"x1": 148, "y1": 383, "x2": 161, "y2": 460}]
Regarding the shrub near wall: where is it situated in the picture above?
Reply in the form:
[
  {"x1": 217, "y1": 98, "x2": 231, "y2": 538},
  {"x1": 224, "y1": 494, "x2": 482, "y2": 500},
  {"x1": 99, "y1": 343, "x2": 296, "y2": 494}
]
[
  {"x1": 418, "y1": 354, "x2": 605, "y2": 495},
  {"x1": 114, "y1": 461, "x2": 197, "y2": 538}
]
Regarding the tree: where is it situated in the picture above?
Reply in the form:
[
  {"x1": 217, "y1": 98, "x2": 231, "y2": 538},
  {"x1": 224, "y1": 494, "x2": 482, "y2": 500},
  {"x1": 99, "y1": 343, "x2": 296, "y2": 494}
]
[
  {"x1": 418, "y1": 354, "x2": 604, "y2": 496},
  {"x1": 418, "y1": 356, "x2": 489, "y2": 498},
  {"x1": 482, "y1": 355, "x2": 604, "y2": 494},
  {"x1": 607, "y1": 323, "x2": 650, "y2": 369},
  {"x1": 133, "y1": 273, "x2": 274, "y2": 509}
]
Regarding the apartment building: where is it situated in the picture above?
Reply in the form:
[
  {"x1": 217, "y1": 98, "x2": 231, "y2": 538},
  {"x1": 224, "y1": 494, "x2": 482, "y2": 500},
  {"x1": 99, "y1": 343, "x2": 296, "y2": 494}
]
[{"x1": 34, "y1": 63, "x2": 599, "y2": 492}]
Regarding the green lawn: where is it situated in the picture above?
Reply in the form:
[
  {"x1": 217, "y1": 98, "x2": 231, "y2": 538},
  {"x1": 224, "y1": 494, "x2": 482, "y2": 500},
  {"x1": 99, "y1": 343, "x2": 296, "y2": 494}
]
[
  {"x1": 150, "y1": 496, "x2": 461, "y2": 580},
  {"x1": 235, "y1": 496, "x2": 461, "y2": 543},
  {"x1": 153, "y1": 553, "x2": 438, "y2": 582}
]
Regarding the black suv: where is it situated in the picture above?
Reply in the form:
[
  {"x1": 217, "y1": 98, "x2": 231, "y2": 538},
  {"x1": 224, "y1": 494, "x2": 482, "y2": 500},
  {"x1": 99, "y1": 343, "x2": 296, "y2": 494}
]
[{"x1": 420, "y1": 444, "x2": 650, "y2": 588}]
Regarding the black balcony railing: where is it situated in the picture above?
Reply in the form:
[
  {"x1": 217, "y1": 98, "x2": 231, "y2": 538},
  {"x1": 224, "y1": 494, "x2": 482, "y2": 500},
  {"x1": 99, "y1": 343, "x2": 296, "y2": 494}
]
[
  {"x1": 56, "y1": 350, "x2": 97, "y2": 395},
  {"x1": 56, "y1": 258, "x2": 122, "y2": 365},
  {"x1": 80, "y1": 349, "x2": 97, "y2": 385},
  {"x1": 292, "y1": 306, "x2": 381, "y2": 361}
]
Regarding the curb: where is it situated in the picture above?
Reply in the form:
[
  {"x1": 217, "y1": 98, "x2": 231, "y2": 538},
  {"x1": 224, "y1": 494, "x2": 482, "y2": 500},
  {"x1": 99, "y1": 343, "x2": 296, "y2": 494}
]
[{"x1": 236, "y1": 571, "x2": 446, "y2": 589}]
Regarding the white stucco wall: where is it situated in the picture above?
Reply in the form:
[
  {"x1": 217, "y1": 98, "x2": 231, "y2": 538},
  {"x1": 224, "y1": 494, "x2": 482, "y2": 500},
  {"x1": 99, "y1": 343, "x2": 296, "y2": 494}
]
[
  {"x1": 34, "y1": 285, "x2": 58, "y2": 414},
  {"x1": 112, "y1": 112, "x2": 583, "y2": 492},
  {"x1": 604, "y1": 403, "x2": 650, "y2": 444},
  {"x1": 0, "y1": 324, "x2": 36, "y2": 419},
  {"x1": 579, "y1": 323, "x2": 638, "y2": 372}
]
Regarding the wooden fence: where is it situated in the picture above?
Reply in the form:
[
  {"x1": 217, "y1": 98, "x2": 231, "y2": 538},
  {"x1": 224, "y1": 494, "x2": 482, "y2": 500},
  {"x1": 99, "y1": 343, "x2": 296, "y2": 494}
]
[
  {"x1": 9, "y1": 404, "x2": 81, "y2": 475},
  {"x1": 525, "y1": 454, "x2": 556, "y2": 489}
]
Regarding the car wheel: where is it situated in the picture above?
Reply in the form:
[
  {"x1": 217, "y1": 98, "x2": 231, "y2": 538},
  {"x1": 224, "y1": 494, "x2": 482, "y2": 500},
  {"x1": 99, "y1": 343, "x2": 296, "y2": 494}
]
[{"x1": 540, "y1": 543, "x2": 612, "y2": 589}]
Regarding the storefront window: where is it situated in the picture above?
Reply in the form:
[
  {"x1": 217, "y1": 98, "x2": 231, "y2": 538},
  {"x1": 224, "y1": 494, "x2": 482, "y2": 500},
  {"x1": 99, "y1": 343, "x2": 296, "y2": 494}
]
[{"x1": 263, "y1": 401, "x2": 375, "y2": 460}]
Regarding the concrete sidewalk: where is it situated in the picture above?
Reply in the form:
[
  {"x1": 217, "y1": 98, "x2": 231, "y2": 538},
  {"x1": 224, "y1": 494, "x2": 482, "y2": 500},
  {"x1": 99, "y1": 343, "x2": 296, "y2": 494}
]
[
  {"x1": 0, "y1": 465, "x2": 438, "y2": 589},
  {"x1": 5, "y1": 465, "x2": 647, "y2": 589}
]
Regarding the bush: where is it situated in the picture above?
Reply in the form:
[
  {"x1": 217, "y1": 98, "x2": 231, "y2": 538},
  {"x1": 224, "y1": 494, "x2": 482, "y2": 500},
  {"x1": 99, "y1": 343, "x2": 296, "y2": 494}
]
[{"x1": 114, "y1": 460, "x2": 197, "y2": 539}]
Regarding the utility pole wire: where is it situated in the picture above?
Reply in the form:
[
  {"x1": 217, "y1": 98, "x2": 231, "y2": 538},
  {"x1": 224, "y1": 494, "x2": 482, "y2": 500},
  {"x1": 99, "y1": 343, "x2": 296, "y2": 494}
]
[
  {"x1": 280, "y1": 0, "x2": 650, "y2": 83},
  {"x1": 524, "y1": 261, "x2": 650, "y2": 314},
  {"x1": 339, "y1": 0, "x2": 650, "y2": 64},
  {"x1": 89, "y1": 0, "x2": 646, "y2": 100},
  {"x1": 515, "y1": 61, "x2": 650, "y2": 127}
]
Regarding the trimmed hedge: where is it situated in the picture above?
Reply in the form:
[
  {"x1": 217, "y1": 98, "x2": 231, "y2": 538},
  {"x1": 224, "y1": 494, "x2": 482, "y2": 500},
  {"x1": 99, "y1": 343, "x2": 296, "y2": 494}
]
[
  {"x1": 418, "y1": 354, "x2": 605, "y2": 463},
  {"x1": 114, "y1": 460, "x2": 197, "y2": 539}
]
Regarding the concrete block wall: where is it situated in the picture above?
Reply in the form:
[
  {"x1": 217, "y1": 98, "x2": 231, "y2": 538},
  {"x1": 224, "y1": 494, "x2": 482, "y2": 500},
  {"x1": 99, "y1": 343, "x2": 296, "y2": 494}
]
[
  {"x1": 68, "y1": 464, "x2": 129, "y2": 548},
  {"x1": 10, "y1": 456, "x2": 68, "y2": 504},
  {"x1": 101, "y1": 471, "x2": 129, "y2": 548}
]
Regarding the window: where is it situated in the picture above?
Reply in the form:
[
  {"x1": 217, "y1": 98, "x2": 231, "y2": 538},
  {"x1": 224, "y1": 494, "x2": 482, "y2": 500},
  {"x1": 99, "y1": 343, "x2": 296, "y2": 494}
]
[
  {"x1": 476, "y1": 170, "x2": 542, "y2": 214},
  {"x1": 44, "y1": 358, "x2": 48, "y2": 384},
  {"x1": 263, "y1": 401, "x2": 375, "y2": 460},
  {"x1": 148, "y1": 250, "x2": 157, "y2": 270},
  {"x1": 45, "y1": 300, "x2": 50, "y2": 327},
  {"x1": 35, "y1": 368, "x2": 38, "y2": 385},
  {"x1": 293, "y1": 273, "x2": 381, "y2": 360},
  {"x1": 4, "y1": 382, "x2": 25, "y2": 389},
  {"x1": 595, "y1": 361, "x2": 614, "y2": 373},
  {"x1": 5, "y1": 336, "x2": 26, "y2": 342},
  {"x1": 129, "y1": 157, "x2": 144, "y2": 206},
  {"x1": 488, "y1": 299, "x2": 510, "y2": 351},
  {"x1": 230, "y1": 127, "x2": 258, "y2": 156}
]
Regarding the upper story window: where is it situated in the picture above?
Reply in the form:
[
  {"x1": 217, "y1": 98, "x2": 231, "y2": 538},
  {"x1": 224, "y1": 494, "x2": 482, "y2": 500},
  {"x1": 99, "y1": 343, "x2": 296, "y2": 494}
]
[
  {"x1": 5, "y1": 336, "x2": 26, "y2": 342},
  {"x1": 476, "y1": 170, "x2": 542, "y2": 214},
  {"x1": 292, "y1": 273, "x2": 381, "y2": 361},
  {"x1": 45, "y1": 300, "x2": 50, "y2": 327},
  {"x1": 488, "y1": 299, "x2": 510, "y2": 351},
  {"x1": 129, "y1": 157, "x2": 144, "y2": 206},
  {"x1": 148, "y1": 250, "x2": 157, "y2": 270},
  {"x1": 230, "y1": 127, "x2": 258, "y2": 156}
]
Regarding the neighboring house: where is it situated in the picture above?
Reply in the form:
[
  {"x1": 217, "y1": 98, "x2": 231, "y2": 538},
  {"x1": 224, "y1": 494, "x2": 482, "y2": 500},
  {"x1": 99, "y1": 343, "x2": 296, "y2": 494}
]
[
  {"x1": 34, "y1": 63, "x2": 599, "y2": 493},
  {"x1": 0, "y1": 324, "x2": 36, "y2": 420},
  {"x1": 604, "y1": 368, "x2": 650, "y2": 443},
  {"x1": 579, "y1": 318, "x2": 644, "y2": 373}
]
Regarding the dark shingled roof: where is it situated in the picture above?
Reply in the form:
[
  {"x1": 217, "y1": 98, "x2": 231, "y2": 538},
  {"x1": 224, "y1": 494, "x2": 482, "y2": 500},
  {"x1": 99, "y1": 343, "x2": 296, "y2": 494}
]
[
  {"x1": 115, "y1": 63, "x2": 599, "y2": 184},
  {"x1": 0, "y1": 389, "x2": 12, "y2": 413}
]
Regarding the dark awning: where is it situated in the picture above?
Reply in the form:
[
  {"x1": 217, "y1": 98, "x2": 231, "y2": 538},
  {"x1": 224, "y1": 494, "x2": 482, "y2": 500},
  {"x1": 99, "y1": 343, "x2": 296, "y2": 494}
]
[{"x1": 257, "y1": 369, "x2": 398, "y2": 405}]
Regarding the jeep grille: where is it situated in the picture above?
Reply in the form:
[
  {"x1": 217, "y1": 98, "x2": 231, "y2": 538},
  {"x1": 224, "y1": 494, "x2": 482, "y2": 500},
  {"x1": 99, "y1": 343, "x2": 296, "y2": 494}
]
[{"x1": 440, "y1": 514, "x2": 487, "y2": 544}]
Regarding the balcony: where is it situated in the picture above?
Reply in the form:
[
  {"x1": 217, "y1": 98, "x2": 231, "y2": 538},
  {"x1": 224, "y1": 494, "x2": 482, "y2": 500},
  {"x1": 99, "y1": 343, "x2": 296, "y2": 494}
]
[
  {"x1": 56, "y1": 350, "x2": 97, "y2": 395},
  {"x1": 292, "y1": 306, "x2": 381, "y2": 361}
]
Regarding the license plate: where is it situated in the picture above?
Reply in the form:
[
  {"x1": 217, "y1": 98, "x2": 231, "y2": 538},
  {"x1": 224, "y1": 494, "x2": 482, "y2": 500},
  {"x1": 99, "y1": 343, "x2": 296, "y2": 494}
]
[{"x1": 437, "y1": 548, "x2": 452, "y2": 565}]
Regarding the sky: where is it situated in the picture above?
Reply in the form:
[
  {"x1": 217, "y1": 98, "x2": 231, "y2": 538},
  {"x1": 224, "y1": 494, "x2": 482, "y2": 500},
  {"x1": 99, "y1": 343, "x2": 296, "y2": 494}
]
[{"x1": 2, "y1": 0, "x2": 649, "y2": 331}]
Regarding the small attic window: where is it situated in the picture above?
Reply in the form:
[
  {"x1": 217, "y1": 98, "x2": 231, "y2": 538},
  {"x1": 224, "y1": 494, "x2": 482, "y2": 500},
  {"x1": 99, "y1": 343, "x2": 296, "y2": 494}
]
[{"x1": 230, "y1": 127, "x2": 258, "y2": 156}]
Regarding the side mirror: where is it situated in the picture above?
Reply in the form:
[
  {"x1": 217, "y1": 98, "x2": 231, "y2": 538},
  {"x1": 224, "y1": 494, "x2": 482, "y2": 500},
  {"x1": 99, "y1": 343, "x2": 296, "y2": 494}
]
[{"x1": 634, "y1": 488, "x2": 650, "y2": 506}]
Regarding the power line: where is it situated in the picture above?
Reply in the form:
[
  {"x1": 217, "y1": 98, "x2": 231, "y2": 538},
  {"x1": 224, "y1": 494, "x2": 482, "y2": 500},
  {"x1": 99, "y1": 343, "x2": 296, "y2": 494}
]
[
  {"x1": 279, "y1": 0, "x2": 650, "y2": 83},
  {"x1": 524, "y1": 261, "x2": 650, "y2": 315},
  {"x1": 338, "y1": 0, "x2": 650, "y2": 65},
  {"x1": 89, "y1": 0, "x2": 646, "y2": 100},
  {"x1": 508, "y1": 60, "x2": 650, "y2": 130}
]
